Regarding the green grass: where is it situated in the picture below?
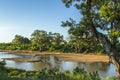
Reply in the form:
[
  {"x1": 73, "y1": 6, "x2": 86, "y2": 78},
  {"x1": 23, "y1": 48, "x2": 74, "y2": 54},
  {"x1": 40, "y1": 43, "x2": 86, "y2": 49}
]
[
  {"x1": 0, "y1": 65, "x2": 120, "y2": 80},
  {"x1": 0, "y1": 65, "x2": 101, "y2": 80}
]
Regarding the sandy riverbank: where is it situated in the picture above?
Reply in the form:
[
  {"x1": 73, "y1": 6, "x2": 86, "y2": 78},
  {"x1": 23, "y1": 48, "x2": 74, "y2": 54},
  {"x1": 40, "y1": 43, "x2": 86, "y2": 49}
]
[
  {"x1": 54, "y1": 54, "x2": 109, "y2": 63},
  {"x1": 0, "y1": 50, "x2": 109, "y2": 63}
]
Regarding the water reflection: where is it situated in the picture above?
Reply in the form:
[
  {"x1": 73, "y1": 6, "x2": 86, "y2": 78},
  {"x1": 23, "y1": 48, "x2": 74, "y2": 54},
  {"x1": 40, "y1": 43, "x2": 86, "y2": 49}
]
[
  {"x1": 5, "y1": 60, "x2": 33, "y2": 70},
  {"x1": 0, "y1": 52, "x2": 20, "y2": 61},
  {"x1": 49, "y1": 55, "x2": 56, "y2": 68},
  {"x1": 60, "y1": 61, "x2": 78, "y2": 72},
  {"x1": 77, "y1": 62, "x2": 116, "y2": 77},
  {"x1": 0, "y1": 52, "x2": 117, "y2": 77}
]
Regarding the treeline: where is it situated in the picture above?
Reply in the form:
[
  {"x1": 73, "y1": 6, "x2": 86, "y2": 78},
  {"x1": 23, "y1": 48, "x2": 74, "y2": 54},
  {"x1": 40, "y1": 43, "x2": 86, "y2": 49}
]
[{"x1": 0, "y1": 29, "x2": 104, "y2": 53}]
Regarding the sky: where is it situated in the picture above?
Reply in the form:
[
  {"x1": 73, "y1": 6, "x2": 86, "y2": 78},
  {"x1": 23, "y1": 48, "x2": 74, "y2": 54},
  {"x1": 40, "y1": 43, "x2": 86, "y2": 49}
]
[{"x1": 0, "y1": 0, "x2": 80, "y2": 42}]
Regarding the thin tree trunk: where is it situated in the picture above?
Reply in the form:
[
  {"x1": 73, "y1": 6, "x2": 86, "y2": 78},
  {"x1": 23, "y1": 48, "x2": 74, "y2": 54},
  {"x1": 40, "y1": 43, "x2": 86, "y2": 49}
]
[
  {"x1": 111, "y1": 54, "x2": 120, "y2": 76},
  {"x1": 39, "y1": 46, "x2": 42, "y2": 52}
]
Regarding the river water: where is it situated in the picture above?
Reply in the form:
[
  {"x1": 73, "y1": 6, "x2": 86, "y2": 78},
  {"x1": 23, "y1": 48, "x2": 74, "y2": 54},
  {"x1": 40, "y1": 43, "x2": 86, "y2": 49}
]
[{"x1": 0, "y1": 52, "x2": 116, "y2": 78}]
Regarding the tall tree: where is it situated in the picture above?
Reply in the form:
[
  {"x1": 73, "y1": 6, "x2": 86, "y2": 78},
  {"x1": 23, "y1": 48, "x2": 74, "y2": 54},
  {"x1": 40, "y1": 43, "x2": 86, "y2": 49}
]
[
  {"x1": 62, "y1": 0, "x2": 120, "y2": 76},
  {"x1": 31, "y1": 30, "x2": 50, "y2": 51},
  {"x1": 68, "y1": 35, "x2": 86, "y2": 53},
  {"x1": 48, "y1": 32, "x2": 65, "y2": 51}
]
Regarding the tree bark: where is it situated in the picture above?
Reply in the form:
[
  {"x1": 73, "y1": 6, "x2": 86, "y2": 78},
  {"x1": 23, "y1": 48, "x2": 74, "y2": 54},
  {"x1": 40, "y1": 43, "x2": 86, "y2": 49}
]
[
  {"x1": 91, "y1": 24, "x2": 120, "y2": 76},
  {"x1": 97, "y1": 32, "x2": 120, "y2": 76}
]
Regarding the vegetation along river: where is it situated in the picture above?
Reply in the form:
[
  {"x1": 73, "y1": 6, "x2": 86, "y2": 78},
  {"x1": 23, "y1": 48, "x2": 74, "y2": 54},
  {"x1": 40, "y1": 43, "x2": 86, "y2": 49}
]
[{"x1": 0, "y1": 52, "x2": 116, "y2": 78}]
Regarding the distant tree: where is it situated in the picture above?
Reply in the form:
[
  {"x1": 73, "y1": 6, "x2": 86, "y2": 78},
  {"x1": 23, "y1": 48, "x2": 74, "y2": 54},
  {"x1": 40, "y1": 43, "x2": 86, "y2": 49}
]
[
  {"x1": 12, "y1": 35, "x2": 30, "y2": 44},
  {"x1": 51, "y1": 33, "x2": 64, "y2": 47},
  {"x1": 31, "y1": 30, "x2": 50, "y2": 51},
  {"x1": 48, "y1": 32, "x2": 65, "y2": 51}
]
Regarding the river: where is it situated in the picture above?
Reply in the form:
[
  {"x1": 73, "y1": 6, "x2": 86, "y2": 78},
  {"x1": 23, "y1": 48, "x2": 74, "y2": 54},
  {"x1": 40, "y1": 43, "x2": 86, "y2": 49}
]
[{"x1": 0, "y1": 52, "x2": 116, "y2": 78}]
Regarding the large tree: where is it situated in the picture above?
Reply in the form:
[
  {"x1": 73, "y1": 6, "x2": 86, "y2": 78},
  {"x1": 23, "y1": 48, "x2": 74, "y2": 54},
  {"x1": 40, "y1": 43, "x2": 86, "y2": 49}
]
[
  {"x1": 62, "y1": 0, "x2": 120, "y2": 76},
  {"x1": 31, "y1": 30, "x2": 50, "y2": 51},
  {"x1": 48, "y1": 32, "x2": 65, "y2": 51}
]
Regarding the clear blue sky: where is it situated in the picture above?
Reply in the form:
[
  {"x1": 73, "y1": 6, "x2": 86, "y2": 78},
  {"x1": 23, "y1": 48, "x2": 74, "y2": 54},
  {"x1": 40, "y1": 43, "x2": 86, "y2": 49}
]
[{"x1": 0, "y1": 0, "x2": 80, "y2": 42}]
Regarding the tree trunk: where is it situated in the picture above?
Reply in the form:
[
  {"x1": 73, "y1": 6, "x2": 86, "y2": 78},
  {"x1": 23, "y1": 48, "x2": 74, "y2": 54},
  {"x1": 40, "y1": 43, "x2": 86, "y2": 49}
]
[
  {"x1": 111, "y1": 54, "x2": 120, "y2": 76},
  {"x1": 39, "y1": 46, "x2": 42, "y2": 52},
  {"x1": 93, "y1": 28, "x2": 120, "y2": 76}
]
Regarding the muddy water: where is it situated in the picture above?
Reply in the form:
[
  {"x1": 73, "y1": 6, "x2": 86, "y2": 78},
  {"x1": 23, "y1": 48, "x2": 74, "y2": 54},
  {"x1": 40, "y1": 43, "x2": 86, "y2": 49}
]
[{"x1": 0, "y1": 52, "x2": 116, "y2": 78}]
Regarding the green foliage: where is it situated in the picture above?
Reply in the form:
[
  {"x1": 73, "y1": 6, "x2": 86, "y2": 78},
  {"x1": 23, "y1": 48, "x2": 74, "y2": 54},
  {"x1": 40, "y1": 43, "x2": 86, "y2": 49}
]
[
  {"x1": 49, "y1": 32, "x2": 65, "y2": 52},
  {"x1": 29, "y1": 44, "x2": 39, "y2": 51},
  {"x1": 31, "y1": 30, "x2": 49, "y2": 51},
  {"x1": 61, "y1": 0, "x2": 120, "y2": 54},
  {"x1": 116, "y1": 43, "x2": 120, "y2": 52},
  {"x1": 0, "y1": 65, "x2": 101, "y2": 80},
  {"x1": 12, "y1": 35, "x2": 30, "y2": 44},
  {"x1": 100, "y1": 0, "x2": 120, "y2": 22},
  {"x1": 108, "y1": 29, "x2": 120, "y2": 46},
  {"x1": 0, "y1": 65, "x2": 12, "y2": 80},
  {"x1": 0, "y1": 29, "x2": 105, "y2": 54}
]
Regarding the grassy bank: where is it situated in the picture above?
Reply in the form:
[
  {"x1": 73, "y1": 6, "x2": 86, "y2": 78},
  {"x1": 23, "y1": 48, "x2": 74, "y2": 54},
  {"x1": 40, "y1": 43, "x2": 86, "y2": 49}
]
[
  {"x1": 0, "y1": 65, "x2": 101, "y2": 80},
  {"x1": 0, "y1": 65, "x2": 120, "y2": 80}
]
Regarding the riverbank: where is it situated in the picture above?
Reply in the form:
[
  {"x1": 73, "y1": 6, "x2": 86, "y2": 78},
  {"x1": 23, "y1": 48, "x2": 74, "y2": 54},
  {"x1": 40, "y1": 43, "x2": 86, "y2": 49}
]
[
  {"x1": 55, "y1": 54, "x2": 109, "y2": 63},
  {"x1": 0, "y1": 50, "x2": 109, "y2": 63}
]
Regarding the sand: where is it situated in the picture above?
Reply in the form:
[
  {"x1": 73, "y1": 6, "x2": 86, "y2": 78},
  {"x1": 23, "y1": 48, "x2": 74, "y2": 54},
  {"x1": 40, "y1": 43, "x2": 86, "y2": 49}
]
[{"x1": 0, "y1": 50, "x2": 109, "y2": 63}]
